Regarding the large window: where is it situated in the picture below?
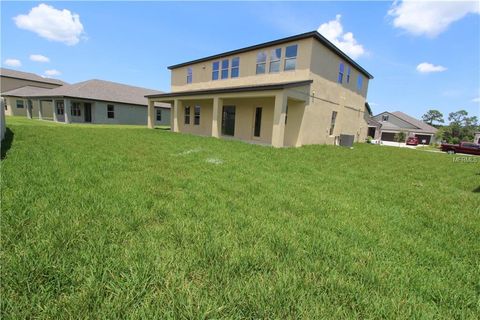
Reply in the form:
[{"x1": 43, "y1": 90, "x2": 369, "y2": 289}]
[
  {"x1": 184, "y1": 106, "x2": 191, "y2": 124},
  {"x1": 329, "y1": 111, "x2": 337, "y2": 136},
  {"x1": 16, "y1": 100, "x2": 24, "y2": 108},
  {"x1": 212, "y1": 61, "x2": 219, "y2": 80},
  {"x1": 56, "y1": 101, "x2": 64, "y2": 115},
  {"x1": 156, "y1": 108, "x2": 162, "y2": 121},
  {"x1": 256, "y1": 51, "x2": 267, "y2": 74},
  {"x1": 194, "y1": 105, "x2": 201, "y2": 125},
  {"x1": 221, "y1": 59, "x2": 229, "y2": 79},
  {"x1": 231, "y1": 57, "x2": 240, "y2": 78},
  {"x1": 254, "y1": 107, "x2": 262, "y2": 137},
  {"x1": 357, "y1": 75, "x2": 363, "y2": 91},
  {"x1": 284, "y1": 45, "x2": 298, "y2": 71},
  {"x1": 107, "y1": 104, "x2": 115, "y2": 118},
  {"x1": 72, "y1": 102, "x2": 81, "y2": 116},
  {"x1": 269, "y1": 48, "x2": 282, "y2": 73},
  {"x1": 187, "y1": 67, "x2": 192, "y2": 84},
  {"x1": 346, "y1": 67, "x2": 351, "y2": 83},
  {"x1": 382, "y1": 114, "x2": 389, "y2": 122},
  {"x1": 338, "y1": 63, "x2": 344, "y2": 84}
]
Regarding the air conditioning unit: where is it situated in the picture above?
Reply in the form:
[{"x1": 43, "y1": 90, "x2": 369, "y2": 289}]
[{"x1": 339, "y1": 134, "x2": 354, "y2": 147}]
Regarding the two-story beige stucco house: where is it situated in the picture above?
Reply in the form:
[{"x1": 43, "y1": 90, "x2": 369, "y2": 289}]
[{"x1": 146, "y1": 31, "x2": 373, "y2": 147}]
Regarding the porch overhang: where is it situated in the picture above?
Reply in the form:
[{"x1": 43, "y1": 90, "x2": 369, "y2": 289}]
[{"x1": 145, "y1": 80, "x2": 313, "y2": 103}]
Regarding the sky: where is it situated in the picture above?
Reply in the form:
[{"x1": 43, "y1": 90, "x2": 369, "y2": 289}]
[{"x1": 1, "y1": 1, "x2": 479, "y2": 120}]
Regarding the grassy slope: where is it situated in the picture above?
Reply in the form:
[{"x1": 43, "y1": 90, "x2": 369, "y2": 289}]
[{"x1": 1, "y1": 117, "x2": 479, "y2": 319}]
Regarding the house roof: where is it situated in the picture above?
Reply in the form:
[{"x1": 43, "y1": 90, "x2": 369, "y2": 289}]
[
  {"x1": 145, "y1": 80, "x2": 314, "y2": 99},
  {"x1": 391, "y1": 111, "x2": 437, "y2": 134},
  {"x1": 367, "y1": 117, "x2": 381, "y2": 127},
  {"x1": 1, "y1": 85, "x2": 56, "y2": 98},
  {"x1": 0, "y1": 67, "x2": 66, "y2": 86},
  {"x1": 167, "y1": 31, "x2": 374, "y2": 79},
  {"x1": 25, "y1": 79, "x2": 168, "y2": 107}
]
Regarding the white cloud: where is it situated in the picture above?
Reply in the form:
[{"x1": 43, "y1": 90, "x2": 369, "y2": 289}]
[
  {"x1": 388, "y1": 0, "x2": 480, "y2": 37},
  {"x1": 44, "y1": 69, "x2": 61, "y2": 77},
  {"x1": 14, "y1": 3, "x2": 85, "y2": 45},
  {"x1": 472, "y1": 97, "x2": 480, "y2": 103},
  {"x1": 416, "y1": 62, "x2": 447, "y2": 73},
  {"x1": 317, "y1": 14, "x2": 365, "y2": 59},
  {"x1": 30, "y1": 54, "x2": 50, "y2": 63},
  {"x1": 4, "y1": 59, "x2": 22, "y2": 67}
]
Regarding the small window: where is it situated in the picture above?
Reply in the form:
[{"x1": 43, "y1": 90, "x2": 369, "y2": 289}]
[
  {"x1": 346, "y1": 67, "x2": 351, "y2": 83},
  {"x1": 156, "y1": 108, "x2": 162, "y2": 121},
  {"x1": 107, "y1": 104, "x2": 115, "y2": 118},
  {"x1": 256, "y1": 51, "x2": 267, "y2": 74},
  {"x1": 71, "y1": 102, "x2": 81, "y2": 116},
  {"x1": 231, "y1": 57, "x2": 240, "y2": 78},
  {"x1": 187, "y1": 67, "x2": 192, "y2": 84},
  {"x1": 357, "y1": 75, "x2": 363, "y2": 91},
  {"x1": 221, "y1": 59, "x2": 229, "y2": 79},
  {"x1": 16, "y1": 100, "x2": 24, "y2": 108},
  {"x1": 329, "y1": 111, "x2": 337, "y2": 136},
  {"x1": 212, "y1": 61, "x2": 219, "y2": 80},
  {"x1": 269, "y1": 48, "x2": 282, "y2": 73},
  {"x1": 338, "y1": 63, "x2": 344, "y2": 84},
  {"x1": 382, "y1": 114, "x2": 389, "y2": 122},
  {"x1": 254, "y1": 107, "x2": 262, "y2": 137},
  {"x1": 56, "y1": 101, "x2": 64, "y2": 115},
  {"x1": 194, "y1": 105, "x2": 201, "y2": 125},
  {"x1": 284, "y1": 45, "x2": 298, "y2": 71},
  {"x1": 184, "y1": 106, "x2": 191, "y2": 124}
]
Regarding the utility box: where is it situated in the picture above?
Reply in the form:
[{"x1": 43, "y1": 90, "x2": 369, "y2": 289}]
[{"x1": 339, "y1": 134, "x2": 354, "y2": 147}]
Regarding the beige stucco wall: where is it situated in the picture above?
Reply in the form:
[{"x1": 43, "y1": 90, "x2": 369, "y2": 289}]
[
  {"x1": 171, "y1": 38, "x2": 313, "y2": 92},
  {"x1": 0, "y1": 76, "x2": 61, "y2": 93},
  {"x1": 177, "y1": 99, "x2": 213, "y2": 136}
]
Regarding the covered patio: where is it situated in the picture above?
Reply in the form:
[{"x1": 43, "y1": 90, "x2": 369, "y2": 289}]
[{"x1": 146, "y1": 80, "x2": 312, "y2": 147}]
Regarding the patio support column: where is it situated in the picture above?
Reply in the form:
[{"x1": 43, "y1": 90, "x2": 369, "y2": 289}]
[
  {"x1": 53, "y1": 100, "x2": 58, "y2": 122},
  {"x1": 38, "y1": 100, "x2": 43, "y2": 120},
  {"x1": 271, "y1": 92, "x2": 288, "y2": 148},
  {"x1": 147, "y1": 99, "x2": 155, "y2": 129},
  {"x1": 26, "y1": 99, "x2": 32, "y2": 119},
  {"x1": 172, "y1": 99, "x2": 181, "y2": 132},
  {"x1": 211, "y1": 97, "x2": 222, "y2": 138},
  {"x1": 64, "y1": 98, "x2": 71, "y2": 124}
]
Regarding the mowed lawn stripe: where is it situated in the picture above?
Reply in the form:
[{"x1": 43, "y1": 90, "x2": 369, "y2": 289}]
[{"x1": 1, "y1": 117, "x2": 479, "y2": 318}]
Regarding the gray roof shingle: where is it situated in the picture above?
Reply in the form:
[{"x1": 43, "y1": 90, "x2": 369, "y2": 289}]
[
  {"x1": 391, "y1": 111, "x2": 437, "y2": 134},
  {"x1": 1, "y1": 86, "x2": 55, "y2": 97},
  {"x1": 0, "y1": 67, "x2": 66, "y2": 86}
]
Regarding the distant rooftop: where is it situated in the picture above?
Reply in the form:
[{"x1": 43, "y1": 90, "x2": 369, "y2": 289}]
[
  {"x1": 1, "y1": 86, "x2": 55, "y2": 98},
  {"x1": 24, "y1": 79, "x2": 168, "y2": 107},
  {"x1": 0, "y1": 67, "x2": 66, "y2": 86}
]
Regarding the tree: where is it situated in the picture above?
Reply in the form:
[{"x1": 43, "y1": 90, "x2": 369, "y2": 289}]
[
  {"x1": 448, "y1": 110, "x2": 468, "y2": 125},
  {"x1": 443, "y1": 110, "x2": 480, "y2": 143},
  {"x1": 422, "y1": 109, "x2": 444, "y2": 125},
  {"x1": 394, "y1": 131, "x2": 407, "y2": 143}
]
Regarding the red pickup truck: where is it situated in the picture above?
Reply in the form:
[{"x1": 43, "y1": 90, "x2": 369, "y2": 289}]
[{"x1": 440, "y1": 142, "x2": 480, "y2": 155}]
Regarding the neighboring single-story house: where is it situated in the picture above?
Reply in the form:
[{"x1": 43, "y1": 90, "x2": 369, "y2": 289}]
[
  {"x1": 474, "y1": 132, "x2": 480, "y2": 144},
  {"x1": 1, "y1": 67, "x2": 65, "y2": 93},
  {"x1": 3, "y1": 79, "x2": 171, "y2": 126},
  {"x1": 369, "y1": 111, "x2": 437, "y2": 144}
]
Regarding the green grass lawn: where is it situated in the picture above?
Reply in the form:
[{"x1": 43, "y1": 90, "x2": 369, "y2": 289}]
[{"x1": 2, "y1": 117, "x2": 479, "y2": 319}]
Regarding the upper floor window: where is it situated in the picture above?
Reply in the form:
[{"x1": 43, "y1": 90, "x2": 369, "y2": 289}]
[
  {"x1": 284, "y1": 45, "x2": 298, "y2": 71},
  {"x1": 16, "y1": 100, "x2": 24, "y2": 108},
  {"x1": 184, "y1": 106, "x2": 191, "y2": 124},
  {"x1": 357, "y1": 75, "x2": 363, "y2": 91},
  {"x1": 346, "y1": 67, "x2": 351, "y2": 83},
  {"x1": 107, "y1": 104, "x2": 115, "y2": 118},
  {"x1": 156, "y1": 109, "x2": 162, "y2": 121},
  {"x1": 72, "y1": 102, "x2": 81, "y2": 116},
  {"x1": 269, "y1": 48, "x2": 282, "y2": 73},
  {"x1": 186, "y1": 67, "x2": 192, "y2": 84},
  {"x1": 221, "y1": 59, "x2": 229, "y2": 79},
  {"x1": 212, "y1": 61, "x2": 219, "y2": 81},
  {"x1": 256, "y1": 51, "x2": 267, "y2": 74},
  {"x1": 338, "y1": 63, "x2": 344, "y2": 84},
  {"x1": 194, "y1": 105, "x2": 201, "y2": 125},
  {"x1": 382, "y1": 114, "x2": 389, "y2": 122},
  {"x1": 231, "y1": 57, "x2": 240, "y2": 78}
]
